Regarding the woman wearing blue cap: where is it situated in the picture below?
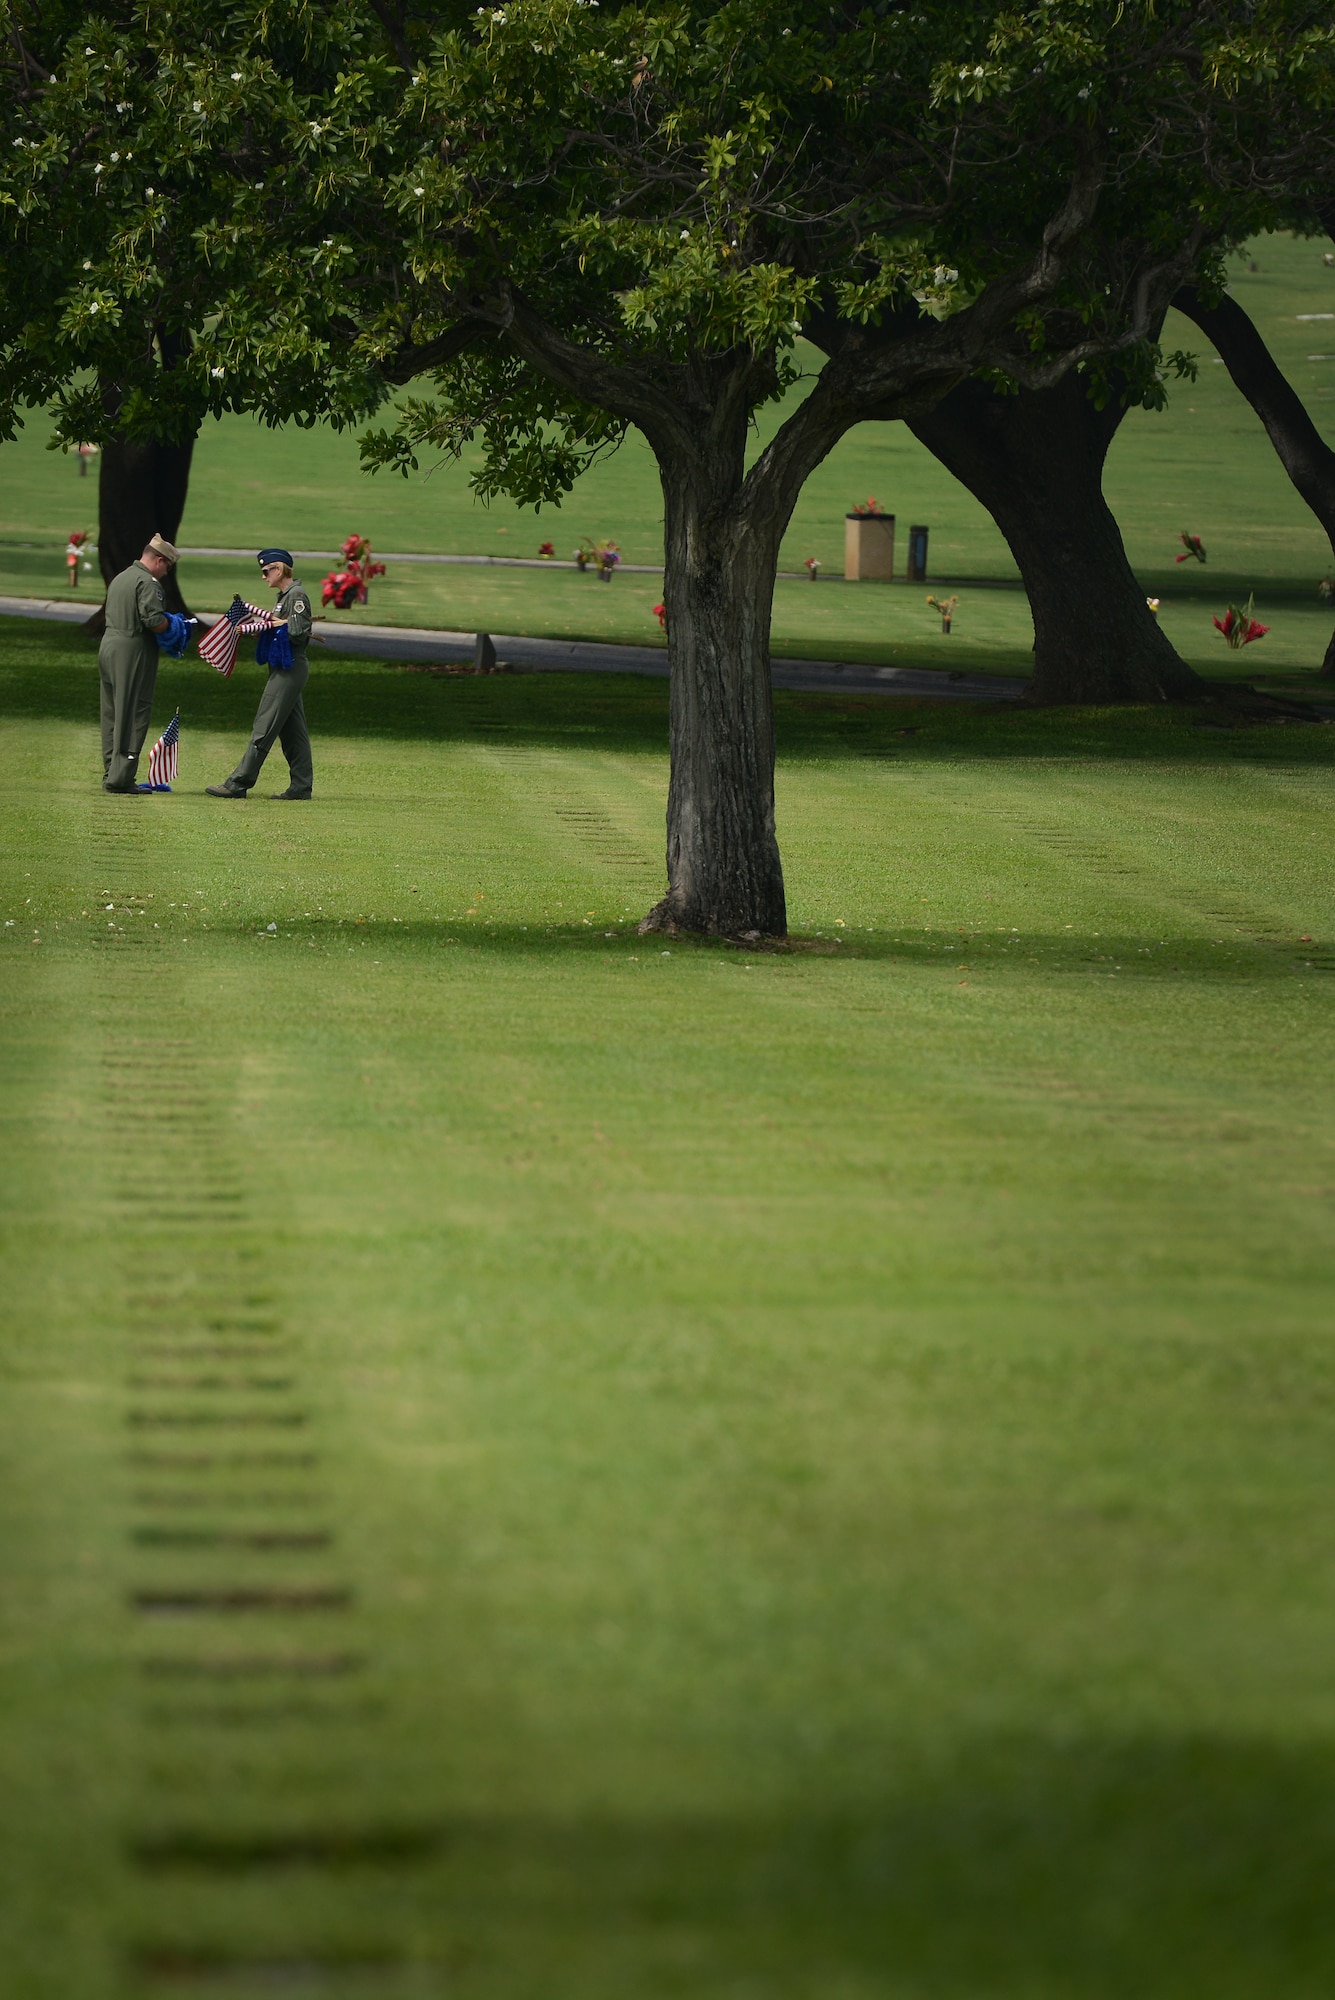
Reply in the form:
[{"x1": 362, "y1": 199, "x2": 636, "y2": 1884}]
[{"x1": 206, "y1": 549, "x2": 314, "y2": 799}]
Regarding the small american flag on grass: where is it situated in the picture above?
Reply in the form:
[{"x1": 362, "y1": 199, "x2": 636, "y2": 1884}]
[
  {"x1": 146, "y1": 709, "x2": 179, "y2": 790},
  {"x1": 198, "y1": 600, "x2": 274, "y2": 678}
]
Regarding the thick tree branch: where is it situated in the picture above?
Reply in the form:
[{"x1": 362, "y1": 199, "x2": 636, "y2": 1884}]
[
  {"x1": 739, "y1": 151, "x2": 1114, "y2": 529},
  {"x1": 997, "y1": 229, "x2": 1209, "y2": 390},
  {"x1": 1176, "y1": 278, "x2": 1335, "y2": 674},
  {"x1": 367, "y1": 0, "x2": 415, "y2": 74},
  {"x1": 1175, "y1": 281, "x2": 1335, "y2": 541},
  {"x1": 378, "y1": 318, "x2": 493, "y2": 384},
  {"x1": 495, "y1": 286, "x2": 706, "y2": 458}
]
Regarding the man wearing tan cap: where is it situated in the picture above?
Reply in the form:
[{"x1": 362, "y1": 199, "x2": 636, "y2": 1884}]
[{"x1": 99, "y1": 535, "x2": 176, "y2": 791}]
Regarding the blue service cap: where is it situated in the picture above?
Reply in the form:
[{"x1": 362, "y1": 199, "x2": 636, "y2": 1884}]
[{"x1": 257, "y1": 547, "x2": 294, "y2": 568}]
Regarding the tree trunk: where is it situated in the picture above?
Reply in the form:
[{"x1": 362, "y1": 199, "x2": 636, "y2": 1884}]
[
  {"x1": 1174, "y1": 282, "x2": 1335, "y2": 676},
  {"x1": 92, "y1": 432, "x2": 195, "y2": 619},
  {"x1": 86, "y1": 328, "x2": 197, "y2": 634},
  {"x1": 641, "y1": 450, "x2": 787, "y2": 938},
  {"x1": 910, "y1": 371, "x2": 1202, "y2": 703}
]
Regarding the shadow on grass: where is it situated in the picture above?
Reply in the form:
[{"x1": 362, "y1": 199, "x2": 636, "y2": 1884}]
[
  {"x1": 3, "y1": 617, "x2": 1334, "y2": 769},
  {"x1": 125, "y1": 1736, "x2": 1335, "y2": 1996},
  {"x1": 206, "y1": 923, "x2": 1331, "y2": 984}
]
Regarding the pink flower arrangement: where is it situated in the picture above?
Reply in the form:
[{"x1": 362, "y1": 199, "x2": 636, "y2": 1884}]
[
  {"x1": 1175, "y1": 532, "x2": 1207, "y2": 564},
  {"x1": 652, "y1": 602, "x2": 666, "y2": 631},
  {"x1": 321, "y1": 533, "x2": 386, "y2": 609},
  {"x1": 1213, "y1": 595, "x2": 1269, "y2": 648}
]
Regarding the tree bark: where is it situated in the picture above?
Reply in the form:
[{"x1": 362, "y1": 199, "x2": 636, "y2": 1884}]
[
  {"x1": 1174, "y1": 282, "x2": 1335, "y2": 676},
  {"x1": 645, "y1": 440, "x2": 787, "y2": 938},
  {"x1": 910, "y1": 370, "x2": 1203, "y2": 703},
  {"x1": 94, "y1": 432, "x2": 195, "y2": 602},
  {"x1": 86, "y1": 328, "x2": 197, "y2": 634}
]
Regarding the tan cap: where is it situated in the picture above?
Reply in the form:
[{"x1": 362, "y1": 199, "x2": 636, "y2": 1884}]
[{"x1": 145, "y1": 534, "x2": 179, "y2": 564}]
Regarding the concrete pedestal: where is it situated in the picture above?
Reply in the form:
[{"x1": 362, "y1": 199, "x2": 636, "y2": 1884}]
[{"x1": 845, "y1": 514, "x2": 895, "y2": 581}]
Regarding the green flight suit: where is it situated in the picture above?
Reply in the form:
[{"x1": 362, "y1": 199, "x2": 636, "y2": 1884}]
[
  {"x1": 226, "y1": 578, "x2": 314, "y2": 796},
  {"x1": 99, "y1": 560, "x2": 166, "y2": 791}
]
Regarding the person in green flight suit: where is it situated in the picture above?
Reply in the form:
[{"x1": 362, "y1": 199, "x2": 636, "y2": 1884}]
[
  {"x1": 206, "y1": 549, "x2": 314, "y2": 800},
  {"x1": 99, "y1": 534, "x2": 176, "y2": 792}
]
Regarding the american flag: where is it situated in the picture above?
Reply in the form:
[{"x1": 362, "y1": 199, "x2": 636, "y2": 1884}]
[
  {"x1": 198, "y1": 600, "x2": 274, "y2": 678},
  {"x1": 147, "y1": 709, "x2": 179, "y2": 790}
]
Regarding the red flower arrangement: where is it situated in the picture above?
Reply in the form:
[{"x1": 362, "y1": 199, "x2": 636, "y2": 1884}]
[
  {"x1": 321, "y1": 533, "x2": 386, "y2": 609},
  {"x1": 65, "y1": 529, "x2": 90, "y2": 585},
  {"x1": 538, "y1": 541, "x2": 555, "y2": 559},
  {"x1": 652, "y1": 602, "x2": 666, "y2": 630},
  {"x1": 804, "y1": 555, "x2": 821, "y2": 579},
  {"x1": 849, "y1": 496, "x2": 886, "y2": 517},
  {"x1": 1175, "y1": 532, "x2": 1207, "y2": 564},
  {"x1": 1213, "y1": 594, "x2": 1269, "y2": 649}
]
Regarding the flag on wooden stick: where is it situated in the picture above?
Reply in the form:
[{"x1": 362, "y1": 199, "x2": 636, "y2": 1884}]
[
  {"x1": 145, "y1": 709, "x2": 179, "y2": 791},
  {"x1": 198, "y1": 599, "x2": 274, "y2": 678}
]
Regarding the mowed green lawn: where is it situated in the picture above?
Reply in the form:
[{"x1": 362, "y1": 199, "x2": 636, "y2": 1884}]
[
  {"x1": 1, "y1": 233, "x2": 1333, "y2": 680},
  {"x1": 3, "y1": 617, "x2": 1335, "y2": 1997}
]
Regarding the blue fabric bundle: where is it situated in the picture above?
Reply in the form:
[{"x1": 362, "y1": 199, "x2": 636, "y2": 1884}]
[
  {"x1": 155, "y1": 612, "x2": 196, "y2": 658},
  {"x1": 255, "y1": 623, "x2": 293, "y2": 671}
]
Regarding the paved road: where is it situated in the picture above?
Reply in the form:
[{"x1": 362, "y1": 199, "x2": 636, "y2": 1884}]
[{"x1": 0, "y1": 594, "x2": 1026, "y2": 703}]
